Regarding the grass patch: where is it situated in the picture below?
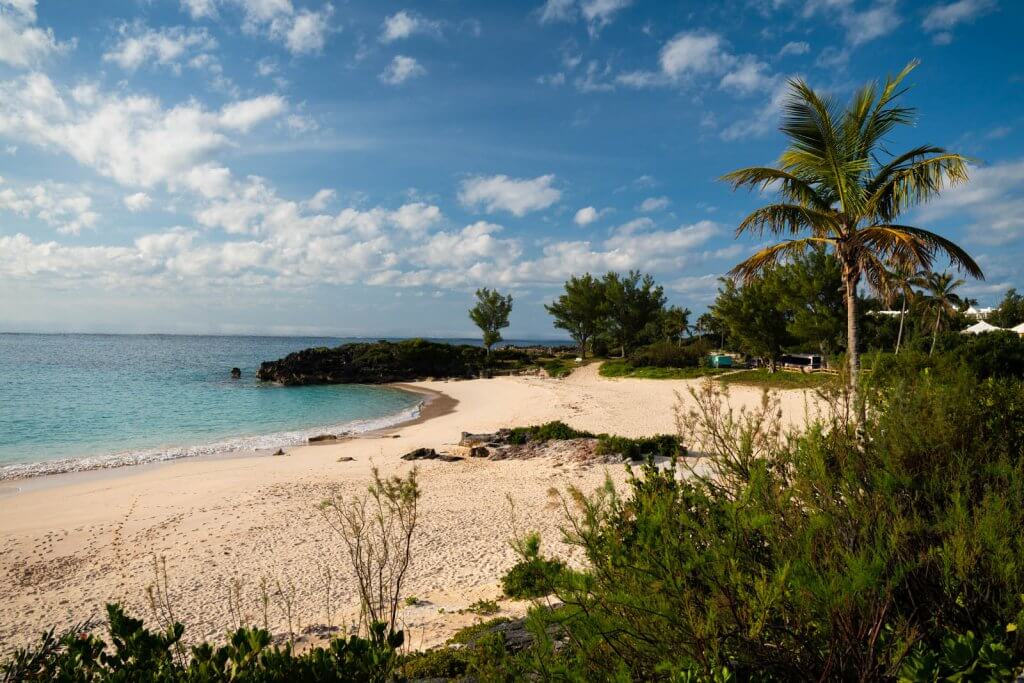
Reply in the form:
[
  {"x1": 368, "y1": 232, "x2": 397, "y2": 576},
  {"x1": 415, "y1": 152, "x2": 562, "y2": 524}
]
[
  {"x1": 448, "y1": 617, "x2": 512, "y2": 645},
  {"x1": 538, "y1": 357, "x2": 578, "y2": 378},
  {"x1": 599, "y1": 359, "x2": 727, "y2": 380},
  {"x1": 718, "y1": 368, "x2": 832, "y2": 389}
]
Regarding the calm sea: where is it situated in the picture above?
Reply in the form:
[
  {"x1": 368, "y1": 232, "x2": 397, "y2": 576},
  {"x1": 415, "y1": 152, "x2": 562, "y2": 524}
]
[{"x1": 0, "y1": 333, "x2": 560, "y2": 479}]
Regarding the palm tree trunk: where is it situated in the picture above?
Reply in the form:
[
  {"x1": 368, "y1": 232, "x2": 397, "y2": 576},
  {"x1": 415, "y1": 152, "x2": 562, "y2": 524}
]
[
  {"x1": 844, "y1": 263, "x2": 863, "y2": 426},
  {"x1": 895, "y1": 294, "x2": 906, "y2": 354},
  {"x1": 930, "y1": 312, "x2": 941, "y2": 356}
]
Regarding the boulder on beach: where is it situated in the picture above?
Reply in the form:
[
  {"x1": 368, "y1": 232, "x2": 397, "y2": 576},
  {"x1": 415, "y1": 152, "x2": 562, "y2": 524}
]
[
  {"x1": 469, "y1": 446, "x2": 490, "y2": 458},
  {"x1": 308, "y1": 434, "x2": 338, "y2": 443},
  {"x1": 400, "y1": 447, "x2": 463, "y2": 462}
]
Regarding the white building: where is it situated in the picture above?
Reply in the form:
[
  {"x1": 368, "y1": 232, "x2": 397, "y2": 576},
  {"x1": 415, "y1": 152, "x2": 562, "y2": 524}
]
[{"x1": 964, "y1": 305, "x2": 995, "y2": 320}]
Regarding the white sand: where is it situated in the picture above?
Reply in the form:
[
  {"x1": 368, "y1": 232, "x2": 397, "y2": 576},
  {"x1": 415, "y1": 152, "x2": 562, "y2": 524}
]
[{"x1": 0, "y1": 364, "x2": 823, "y2": 652}]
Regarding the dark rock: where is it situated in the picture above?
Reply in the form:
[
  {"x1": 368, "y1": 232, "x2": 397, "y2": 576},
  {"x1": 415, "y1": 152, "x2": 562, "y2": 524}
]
[
  {"x1": 400, "y1": 448, "x2": 463, "y2": 462},
  {"x1": 256, "y1": 339, "x2": 487, "y2": 386},
  {"x1": 337, "y1": 456, "x2": 355, "y2": 462},
  {"x1": 469, "y1": 446, "x2": 489, "y2": 458},
  {"x1": 455, "y1": 613, "x2": 564, "y2": 655},
  {"x1": 272, "y1": 448, "x2": 285, "y2": 456},
  {"x1": 230, "y1": 367, "x2": 242, "y2": 379},
  {"x1": 308, "y1": 434, "x2": 338, "y2": 443}
]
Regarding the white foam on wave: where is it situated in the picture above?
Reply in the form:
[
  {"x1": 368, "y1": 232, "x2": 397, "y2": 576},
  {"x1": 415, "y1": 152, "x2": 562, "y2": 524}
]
[{"x1": 0, "y1": 401, "x2": 423, "y2": 481}]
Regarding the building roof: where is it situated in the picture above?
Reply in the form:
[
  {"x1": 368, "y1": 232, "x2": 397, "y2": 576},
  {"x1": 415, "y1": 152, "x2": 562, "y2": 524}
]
[{"x1": 962, "y1": 321, "x2": 1002, "y2": 334}]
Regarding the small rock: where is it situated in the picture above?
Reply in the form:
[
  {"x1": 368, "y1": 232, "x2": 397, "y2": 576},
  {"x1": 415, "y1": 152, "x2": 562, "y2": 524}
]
[
  {"x1": 337, "y1": 456, "x2": 355, "y2": 462},
  {"x1": 272, "y1": 448, "x2": 286, "y2": 456},
  {"x1": 400, "y1": 447, "x2": 463, "y2": 462},
  {"x1": 308, "y1": 434, "x2": 338, "y2": 443},
  {"x1": 469, "y1": 446, "x2": 489, "y2": 458}
]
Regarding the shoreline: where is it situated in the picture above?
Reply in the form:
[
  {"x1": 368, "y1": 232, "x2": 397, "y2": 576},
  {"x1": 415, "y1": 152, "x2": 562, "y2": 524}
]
[
  {"x1": 0, "y1": 383, "x2": 450, "y2": 487},
  {"x1": 0, "y1": 367, "x2": 825, "y2": 652}
]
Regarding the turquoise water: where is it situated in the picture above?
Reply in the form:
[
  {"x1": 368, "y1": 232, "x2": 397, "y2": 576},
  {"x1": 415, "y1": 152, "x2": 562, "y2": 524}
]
[{"x1": 0, "y1": 334, "x2": 424, "y2": 478}]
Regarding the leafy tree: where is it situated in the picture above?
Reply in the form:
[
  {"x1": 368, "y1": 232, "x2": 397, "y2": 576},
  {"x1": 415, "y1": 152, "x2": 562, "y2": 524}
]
[
  {"x1": 600, "y1": 271, "x2": 667, "y2": 357},
  {"x1": 989, "y1": 288, "x2": 1024, "y2": 328},
  {"x1": 721, "y1": 61, "x2": 982, "y2": 425},
  {"x1": 468, "y1": 288, "x2": 513, "y2": 356},
  {"x1": 545, "y1": 274, "x2": 606, "y2": 358},
  {"x1": 712, "y1": 276, "x2": 792, "y2": 370},
  {"x1": 695, "y1": 311, "x2": 729, "y2": 348},
  {"x1": 659, "y1": 305, "x2": 692, "y2": 343},
  {"x1": 916, "y1": 271, "x2": 966, "y2": 355},
  {"x1": 876, "y1": 261, "x2": 921, "y2": 353},
  {"x1": 772, "y1": 248, "x2": 845, "y2": 355}
]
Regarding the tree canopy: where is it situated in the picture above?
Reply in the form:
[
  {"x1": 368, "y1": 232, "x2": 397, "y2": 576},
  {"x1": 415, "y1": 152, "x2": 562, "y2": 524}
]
[{"x1": 468, "y1": 288, "x2": 513, "y2": 354}]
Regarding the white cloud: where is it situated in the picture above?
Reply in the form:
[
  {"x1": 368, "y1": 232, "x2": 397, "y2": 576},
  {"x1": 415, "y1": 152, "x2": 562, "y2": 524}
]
[
  {"x1": 0, "y1": 0, "x2": 71, "y2": 67},
  {"x1": 660, "y1": 32, "x2": 732, "y2": 79},
  {"x1": 0, "y1": 73, "x2": 288, "y2": 188},
  {"x1": 103, "y1": 23, "x2": 216, "y2": 72},
  {"x1": 219, "y1": 94, "x2": 288, "y2": 131},
  {"x1": 459, "y1": 174, "x2": 561, "y2": 217},
  {"x1": 536, "y1": 0, "x2": 631, "y2": 35},
  {"x1": 922, "y1": 0, "x2": 996, "y2": 39},
  {"x1": 778, "y1": 40, "x2": 810, "y2": 56},
  {"x1": 379, "y1": 55, "x2": 426, "y2": 85},
  {"x1": 720, "y1": 77, "x2": 792, "y2": 141},
  {"x1": 380, "y1": 10, "x2": 442, "y2": 43},
  {"x1": 842, "y1": 3, "x2": 902, "y2": 46},
  {"x1": 0, "y1": 181, "x2": 99, "y2": 235},
  {"x1": 179, "y1": 0, "x2": 334, "y2": 56},
  {"x1": 123, "y1": 192, "x2": 152, "y2": 212},
  {"x1": 916, "y1": 158, "x2": 1024, "y2": 246},
  {"x1": 719, "y1": 57, "x2": 774, "y2": 95},
  {"x1": 573, "y1": 206, "x2": 610, "y2": 225},
  {"x1": 638, "y1": 196, "x2": 670, "y2": 212}
]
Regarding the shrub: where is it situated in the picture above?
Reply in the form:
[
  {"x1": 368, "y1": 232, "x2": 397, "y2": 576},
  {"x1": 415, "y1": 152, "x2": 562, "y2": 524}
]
[
  {"x1": 519, "y1": 374, "x2": 1024, "y2": 680},
  {"x1": 506, "y1": 421, "x2": 594, "y2": 445},
  {"x1": 630, "y1": 340, "x2": 708, "y2": 368},
  {"x1": 399, "y1": 646, "x2": 470, "y2": 679},
  {"x1": 502, "y1": 558, "x2": 567, "y2": 600},
  {"x1": 595, "y1": 433, "x2": 683, "y2": 461},
  {"x1": 464, "y1": 599, "x2": 500, "y2": 616}
]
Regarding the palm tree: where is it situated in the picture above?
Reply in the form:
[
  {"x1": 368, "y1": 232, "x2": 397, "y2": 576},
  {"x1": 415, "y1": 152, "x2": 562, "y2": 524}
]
[
  {"x1": 878, "y1": 262, "x2": 919, "y2": 354},
  {"x1": 721, "y1": 61, "x2": 983, "y2": 425},
  {"x1": 916, "y1": 271, "x2": 965, "y2": 355}
]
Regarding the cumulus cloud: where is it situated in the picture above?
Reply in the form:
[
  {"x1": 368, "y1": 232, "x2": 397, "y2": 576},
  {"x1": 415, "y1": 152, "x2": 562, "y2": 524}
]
[
  {"x1": 379, "y1": 55, "x2": 426, "y2": 85},
  {"x1": 916, "y1": 158, "x2": 1024, "y2": 246},
  {"x1": 177, "y1": 0, "x2": 334, "y2": 56},
  {"x1": 123, "y1": 192, "x2": 152, "y2": 212},
  {"x1": 638, "y1": 196, "x2": 670, "y2": 212},
  {"x1": 573, "y1": 206, "x2": 609, "y2": 226},
  {"x1": 536, "y1": 0, "x2": 631, "y2": 36},
  {"x1": 922, "y1": 0, "x2": 996, "y2": 42},
  {"x1": 380, "y1": 10, "x2": 442, "y2": 42},
  {"x1": 103, "y1": 23, "x2": 215, "y2": 72},
  {"x1": 0, "y1": 180, "x2": 99, "y2": 235},
  {"x1": 778, "y1": 40, "x2": 810, "y2": 56},
  {"x1": 459, "y1": 174, "x2": 561, "y2": 217},
  {"x1": 0, "y1": 73, "x2": 287, "y2": 188},
  {"x1": 0, "y1": 0, "x2": 72, "y2": 67}
]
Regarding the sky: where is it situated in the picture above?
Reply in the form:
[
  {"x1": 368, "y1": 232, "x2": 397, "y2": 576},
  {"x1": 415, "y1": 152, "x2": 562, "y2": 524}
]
[{"x1": 0, "y1": 0, "x2": 1022, "y2": 339}]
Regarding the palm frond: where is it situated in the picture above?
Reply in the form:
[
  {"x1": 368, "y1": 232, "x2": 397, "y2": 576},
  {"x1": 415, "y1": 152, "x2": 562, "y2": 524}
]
[
  {"x1": 864, "y1": 224, "x2": 984, "y2": 280},
  {"x1": 728, "y1": 238, "x2": 833, "y2": 282},
  {"x1": 866, "y1": 154, "x2": 971, "y2": 221},
  {"x1": 735, "y1": 203, "x2": 840, "y2": 239},
  {"x1": 718, "y1": 167, "x2": 829, "y2": 209}
]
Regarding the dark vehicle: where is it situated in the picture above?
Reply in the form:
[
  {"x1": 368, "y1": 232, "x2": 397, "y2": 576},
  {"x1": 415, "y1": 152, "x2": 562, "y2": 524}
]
[{"x1": 780, "y1": 353, "x2": 823, "y2": 372}]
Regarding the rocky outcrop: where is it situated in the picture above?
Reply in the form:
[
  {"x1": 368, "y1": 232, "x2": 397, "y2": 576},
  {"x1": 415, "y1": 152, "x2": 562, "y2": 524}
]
[
  {"x1": 256, "y1": 339, "x2": 487, "y2": 386},
  {"x1": 400, "y1": 448, "x2": 463, "y2": 462}
]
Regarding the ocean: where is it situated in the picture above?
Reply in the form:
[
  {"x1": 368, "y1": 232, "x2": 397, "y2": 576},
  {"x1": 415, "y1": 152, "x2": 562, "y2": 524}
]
[{"x1": 0, "y1": 333, "x2": 542, "y2": 479}]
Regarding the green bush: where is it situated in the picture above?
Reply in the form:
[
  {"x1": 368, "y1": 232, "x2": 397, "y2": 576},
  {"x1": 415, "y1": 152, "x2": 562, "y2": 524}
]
[
  {"x1": 506, "y1": 421, "x2": 594, "y2": 445},
  {"x1": 630, "y1": 340, "x2": 708, "y2": 368},
  {"x1": 595, "y1": 433, "x2": 682, "y2": 461},
  {"x1": 517, "y1": 371, "x2": 1024, "y2": 680},
  {"x1": 399, "y1": 646, "x2": 470, "y2": 679},
  {"x1": 2, "y1": 603, "x2": 402, "y2": 682},
  {"x1": 502, "y1": 557, "x2": 567, "y2": 600}
]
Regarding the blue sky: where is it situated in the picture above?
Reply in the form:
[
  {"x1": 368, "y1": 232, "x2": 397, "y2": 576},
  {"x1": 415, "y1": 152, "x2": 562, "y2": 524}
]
[{"x1": 0, "y1": 0, "x2": 1021, "y2": 338}]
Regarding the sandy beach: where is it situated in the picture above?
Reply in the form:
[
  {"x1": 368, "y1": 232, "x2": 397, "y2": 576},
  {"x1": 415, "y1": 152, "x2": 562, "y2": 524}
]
[{"x1": 0, "y1": 365, "x2": 823, "y2": 653}]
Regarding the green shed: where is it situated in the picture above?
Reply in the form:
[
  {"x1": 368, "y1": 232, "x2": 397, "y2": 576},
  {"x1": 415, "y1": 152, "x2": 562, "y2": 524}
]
[{"x1": 709, "y1": 354, "x2": 733, "y2": 368}]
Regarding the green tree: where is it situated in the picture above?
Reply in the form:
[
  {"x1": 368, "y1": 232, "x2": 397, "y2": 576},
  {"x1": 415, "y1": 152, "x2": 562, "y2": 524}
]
[
  {"x1": 773, "y1": 248, "x2": 845, "y2": 355},
  {"x1": 916, "y1": 271, "x2": 965, "y2": 355},
  {"x1": 659, "y1": 305, "x2": 692, "y2": 343},
  {"x1": 721, "y1": 61, "x2": 982, "y2": 425},
  {"x1": 468, "y1": 288, "x2": 513, "y2": 356},
  {"x1": 601, "y1": 271, "x2": 667, "y2": 357},
  {"x1": 545, "y1": 274, "x2": 605, "y2": 358},
  {"x1": 712, "y1": 276, "x2": 792, "y2": 370},
  {"x1": 695, "y1": 311, "x2": 729, "y2": 349},
  {"x1": 876, "y1": 261, "x2": 921, "y2": 353},
  {"x1": 989, "y1": 288, "x2": 1024, "y2": 328}
]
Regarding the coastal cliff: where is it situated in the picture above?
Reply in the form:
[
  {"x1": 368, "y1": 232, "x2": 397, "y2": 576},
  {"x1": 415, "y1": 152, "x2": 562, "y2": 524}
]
[{"x1": 256, "y1": 339, "x2": 487, "y2": 385}]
